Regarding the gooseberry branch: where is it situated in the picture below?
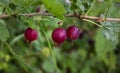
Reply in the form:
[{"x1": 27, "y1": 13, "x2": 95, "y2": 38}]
[{"x1": 0, "y1": 13, "x2": 120, "y2": 22}]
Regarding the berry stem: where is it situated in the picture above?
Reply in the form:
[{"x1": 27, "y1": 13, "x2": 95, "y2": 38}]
[{"x1": 29, "y1": 42, "x2": 33, "y2": 50}]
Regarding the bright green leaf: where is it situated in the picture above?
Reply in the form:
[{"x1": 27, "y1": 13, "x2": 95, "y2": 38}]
[
  {"x1": 41, "y1": 0, "x2": 66, "y2": 20},
  {"x1": 12, "y1": 0, "x2": 27, "y2": 6}
]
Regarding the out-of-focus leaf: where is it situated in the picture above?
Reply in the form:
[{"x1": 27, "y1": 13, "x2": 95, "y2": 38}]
[
  {"x1": 0, "y1": 62, "x2": 8, "y2": 70},
  {"x1": 12, "y1": 0, "x2": 27, "y2": 6},
  {"x1": 113, "y1": 0, "x2": 120, "y2": 2},
  {"x1": 0, "y1": 6, "x2": 3, "y2": 15},
  {"x1": 33, "y1": 16, "x2": 60, "y2": 28},
  {"x1": 12, "y1": 0, "x2": 37, "y2": 6},
  {"x1": 76, "y1": 0, "x2": 85, "y2": 12},
  {"x1": 41, "y1": 0, "x2": 66, "y2": 20},
  {"x1": 95, "y1": 29, "x2": 118, "y2": 66},
  {"x1": 71, "y1": 0, "x2": 91, "y2": 13},
  {"x1": 0, "y1": 0, "x2": 12, "y2": 5},
  {"x1": 42, "y1": 58, "x2": 56, "y2": 73},
  {"x1": 81, "y1": 66, "x2": 91, "y2": 73},
  {"x1": 108, "y1": 52, "x2": 116, "y2": 69},
  {"x1": 78, "y1": 49, "x2": 87, "y2": 61},
  {"x1": 89, "y1": 1, "x2": 111, "y2": 16},
  {"x1": 10, "y1": 34, "x2": 23, "y2": 45},
  {"x1": 70, "y1": 0, "x2": 78, "y2": 10},
  {"x1": 0, "y1": 20, "x2": 9, "y2": 41}
]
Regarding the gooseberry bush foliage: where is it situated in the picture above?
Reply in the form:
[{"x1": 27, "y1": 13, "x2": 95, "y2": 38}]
[{"x1": 0, "y1": 0, "x2": 120, "y2": 73}]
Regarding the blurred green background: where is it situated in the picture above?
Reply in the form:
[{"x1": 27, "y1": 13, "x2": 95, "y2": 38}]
[{"x1": 0, "y1": 0, "x2": 120, "y2": 73}]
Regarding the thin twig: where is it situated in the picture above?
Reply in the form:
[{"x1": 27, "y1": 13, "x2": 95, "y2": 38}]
[
  {"x1": 82, "y1": 19, "x2": 103, "y2": 27},
  {"x1": 21, "y1": 13, "x2": 51, "y2": 16},
  {"x1": 82, "y1": 15, "x2": 120, "y2": 22},
  {"x1": 0, "y1": 13, "x2": 120, "y2": 22},
  {"x1": 0, "y1": 14, "x2": 9, "y2": 19}
]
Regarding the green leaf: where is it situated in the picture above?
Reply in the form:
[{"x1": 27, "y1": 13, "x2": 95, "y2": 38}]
[
  {"x1": 10, "y1": 34, "x2": 23, "y2": 45},
  {"x1": 78, "y1": 49, "x2": 87, "y2": 61},
  {"x1": 0, "y1": 20, "x2": 9, "y2": 41},
  {"x1": 12, "y1": 0, "x2": 27, "y2": 6},
  {"x1": 108, "y1": 52, "x2": 116, "y2": 69},
  {"x1": 76, "y1": 0, "x2": 85, "y2": 12},
  {"x1": 0, "y1": 0, "x2": 12, "y2": 5},
  {"x1": 100, "y1": 21, "x2": 120, "y2": 42},
  {"x1": 33, "y1": 16, "x2": 60, "y2": 28},
  {"x1": 0, "y1": 6, "x2": 3, "y2": 15},
  {"x1": 70, "y1": 0, "x2": 78, "y2": 10},
  {"x1": 12, "y1": 0, "x2": 35, "y2": 6},
  {"x1": 41, "y1": 0, "x2": 66, "y2": 20},
  {"x1": 81, "y1": 66, "x2": 91, "y2": 73},
  {"x1": 95, "y1": 29, "x2": 117, "y2": 59},
  {"x1": 89, "y1": 1, "x2": 111, "y2": 16},
  {"x1": 42, "y1": 58, "x2": 56, "y2": 73}
]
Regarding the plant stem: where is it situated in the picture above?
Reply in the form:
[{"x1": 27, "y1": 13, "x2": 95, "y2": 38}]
[
  {"x1": 82, "y1": 19, "x2": 103, "y2": 28},
  {"x1": 42, "y1": 28, "x2": 60, "y2": 73},
  {"x1": 0, "y1": 13, "x2": 120, "y2": 22}
]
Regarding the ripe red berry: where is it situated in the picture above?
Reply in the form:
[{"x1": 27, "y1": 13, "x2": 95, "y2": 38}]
[
  {"x1": 24, "y1": 27, "x2": 38, "y2": 42},
  {"x1": 52, "y1": 28, "x2": 67, "y2": 44},
  {"x1": 67, "y1": 25, "x2": 80, "y2": 40}
]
